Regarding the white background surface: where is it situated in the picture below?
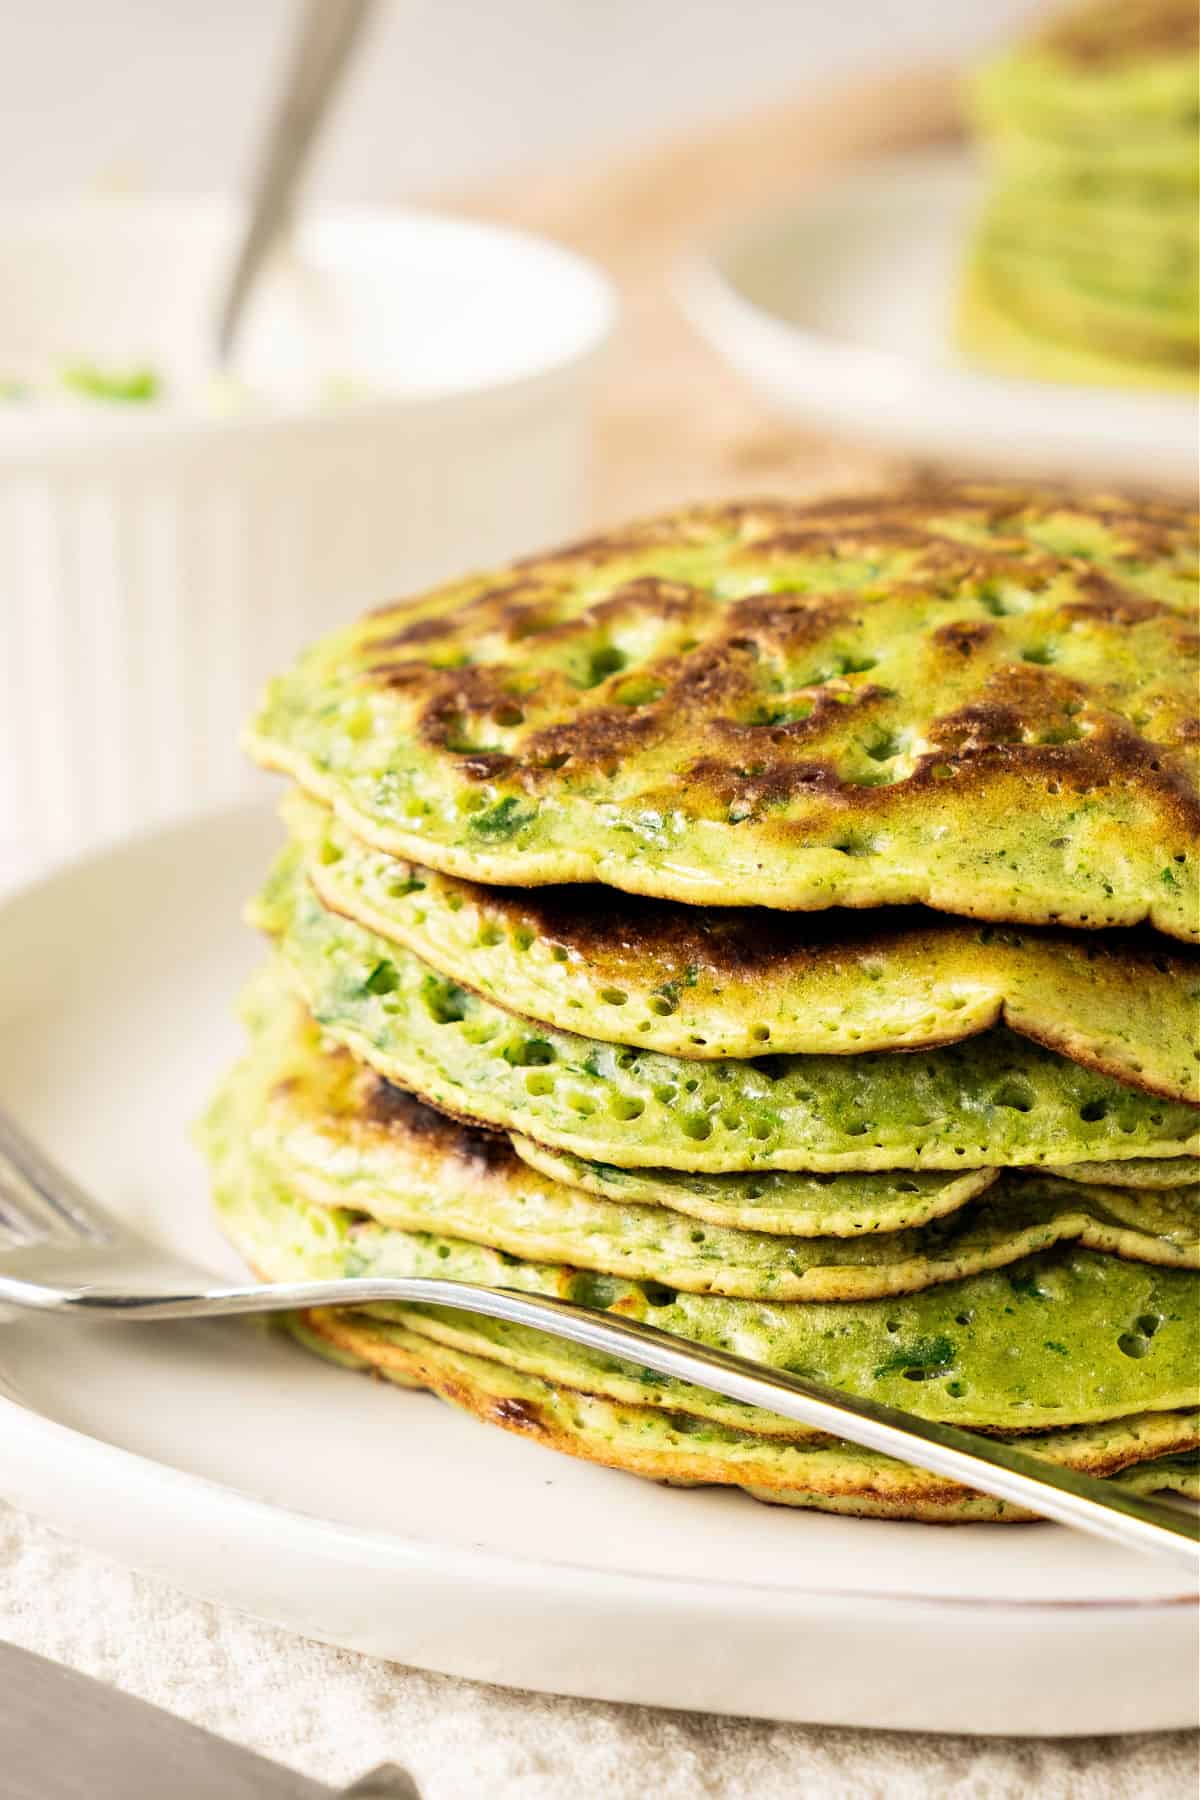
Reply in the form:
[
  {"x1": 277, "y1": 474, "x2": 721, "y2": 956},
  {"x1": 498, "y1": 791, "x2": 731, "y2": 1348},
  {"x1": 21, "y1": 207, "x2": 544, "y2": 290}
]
[
  {"x1": 4, "y1": 1521, "x2": 1198, "y2": 1800},
  {"x1": 4, "y1": 0, "x2": 1038, "y2": 205}
]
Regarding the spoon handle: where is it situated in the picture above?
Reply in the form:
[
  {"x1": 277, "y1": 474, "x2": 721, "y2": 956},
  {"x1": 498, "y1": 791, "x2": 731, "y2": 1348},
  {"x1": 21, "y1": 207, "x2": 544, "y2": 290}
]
[{"x1": 215, "y1": 0, "x2": 377, "y2": 359}]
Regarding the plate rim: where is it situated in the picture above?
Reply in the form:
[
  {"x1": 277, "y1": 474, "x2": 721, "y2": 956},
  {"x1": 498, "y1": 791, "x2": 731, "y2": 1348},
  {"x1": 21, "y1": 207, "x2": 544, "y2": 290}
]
[
  {"x1": 0, "y1": 806, "x2": 1196, "y2": 1622},
  {"x1": 680, "y1": 143, "x2": 1197, "y2": 486},
  {"x1": 4, "y1": 1375, "x2": 1196, "y2": 1617}
]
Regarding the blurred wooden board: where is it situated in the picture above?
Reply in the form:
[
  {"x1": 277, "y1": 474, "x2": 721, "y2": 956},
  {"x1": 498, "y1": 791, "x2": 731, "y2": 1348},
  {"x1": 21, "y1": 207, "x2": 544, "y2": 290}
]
[{"x1": 461, "y1": 65, "x2": 962, "y2": 521}]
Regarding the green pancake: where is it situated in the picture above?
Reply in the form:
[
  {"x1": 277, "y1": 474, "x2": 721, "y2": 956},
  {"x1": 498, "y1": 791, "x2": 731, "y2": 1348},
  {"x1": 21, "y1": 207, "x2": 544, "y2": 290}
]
[
  {"x1": 286, "y1": 1311, "x2": 1200, "y2": 1523},
  {"x1": 978, "y1": 177, "x2": 1199, "y2": 272},
  {"x1": 508, "y1": 1140, "x2": 995, "y2": 1236},
  {"x1": 968, "y1": 228, "x2": 1197, "y2": 353},
  {"x1": 252, "y1": 856, "x2": 1200, "y2": 1174},
  {"x1": 1049, "y1": 1155, "x2": 1200, "y2": 1187},
  {"x1": 958, "y1": 257, "x2": 1200, "y2": 391},
  {"x1": 960, "y1": 0, "x2": 1199, "y2": 386},
  {"x1": 204, "y1": 1124, "x2": 1200, "y2": 1437},
  {"x1": 974, "y1": 186, "x2": 1198, "y2": 311},
  {"x1": 288, "y1": 790, "x2": 1200, "y2": 1097},
  {"x1": 248, "y1": 487, "x2": 1200, "y2": 940},
  {"x1": 216, "y1": 989, "x2": 1198, "y2": 1304},
  {"x1": 522, "y1": 1139, "x2": 1197, "y2": 1219},
  {"x1": 960, "y1": 230, "x2": 1198, "y2": 387},
  {"x1": 967, "y1": 0, "x2": 1199, "y2": 170}
]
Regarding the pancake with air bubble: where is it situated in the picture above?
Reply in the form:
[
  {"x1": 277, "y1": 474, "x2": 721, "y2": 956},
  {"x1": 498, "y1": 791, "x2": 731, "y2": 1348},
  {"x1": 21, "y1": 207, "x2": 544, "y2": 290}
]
[
  {"x1": 1048, "y1": 1156, "x2": 1200, "y2": 1188},
  {"x1": 508, "y1": 1141, "x2": 999, "y2": 1236},
  {"x1": 215, "y1": 987, "x2": 1199, "y2": 1306},
  {"x1": 288, "y1": 790, "x2": 1200, "y2": 1098},
  {"x1": 203, "y1": 1113, "x2": 1200, "y2": 1438},
  {"x1": 250, "y1": 855, "x2": 1200, "y2": 1175},
  {"x1": 247, "y1": 486, "x2": 1200, "y2": 940},
  {"x1": 519, "y1": 1139, "x2": 1198, "y2": 1221}
]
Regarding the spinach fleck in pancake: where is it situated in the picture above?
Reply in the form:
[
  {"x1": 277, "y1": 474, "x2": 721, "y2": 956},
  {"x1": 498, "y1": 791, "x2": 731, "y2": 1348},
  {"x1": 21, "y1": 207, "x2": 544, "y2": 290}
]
[
  {"x1": 252, "y1": 855, "x2": 1200, "y2": 1174},
  {"x1": 248, "y1": 487, "x2": 1199, "y2": 939},
  {"x1": 205, "y1": 1129, "x2": 1200, "y2": 1438},
  {"x1": 287, "y1": 1313, "x2": 1200, "y2": 1523},
  {"x1": 289, "y1": 791, "x2": 1200, "y2": 1096},
  {"x1": 215, "y1": 988, "x2": 1198, "y2": 1303}
]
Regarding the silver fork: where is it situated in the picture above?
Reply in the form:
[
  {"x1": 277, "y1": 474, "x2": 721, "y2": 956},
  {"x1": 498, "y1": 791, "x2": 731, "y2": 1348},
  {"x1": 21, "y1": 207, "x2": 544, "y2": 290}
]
[{"x1": 0, "y1": 1104, "x2": 1196, "y2": 1569}]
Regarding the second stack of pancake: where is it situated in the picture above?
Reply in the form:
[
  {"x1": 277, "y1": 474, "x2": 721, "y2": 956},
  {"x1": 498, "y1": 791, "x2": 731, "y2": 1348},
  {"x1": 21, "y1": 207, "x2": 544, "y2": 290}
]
[{"x1": 958, "y1": 0, "x2": 1199, "y2": 389}]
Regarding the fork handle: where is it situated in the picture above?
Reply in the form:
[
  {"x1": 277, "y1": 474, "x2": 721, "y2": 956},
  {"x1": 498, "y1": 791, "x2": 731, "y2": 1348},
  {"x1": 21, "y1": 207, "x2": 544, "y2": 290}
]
[{"x1": 5, "y1": 1269, "x2": 1197, "y2": 1568}]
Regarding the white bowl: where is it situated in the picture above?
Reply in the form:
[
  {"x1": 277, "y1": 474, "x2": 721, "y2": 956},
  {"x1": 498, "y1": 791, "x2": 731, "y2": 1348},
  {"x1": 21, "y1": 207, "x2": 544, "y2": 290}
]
[
  {"x1": 0, "y1": 196, "x2": 615, "y2": 860},
  {"x1": 683, "y1": 147, "x2": 1197, "y2": 493}
]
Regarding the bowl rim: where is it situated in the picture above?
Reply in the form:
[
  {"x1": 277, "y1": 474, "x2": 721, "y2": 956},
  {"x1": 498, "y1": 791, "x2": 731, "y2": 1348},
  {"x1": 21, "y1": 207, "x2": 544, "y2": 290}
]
[{"x1": 0, "y1": 193, "x2": 618, "y2": 461}]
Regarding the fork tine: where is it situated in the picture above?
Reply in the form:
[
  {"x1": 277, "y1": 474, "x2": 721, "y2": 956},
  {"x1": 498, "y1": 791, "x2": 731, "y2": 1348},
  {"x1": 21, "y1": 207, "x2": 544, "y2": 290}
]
[
  {"x1": 0, "y1": 1161, "x2": 77, "y2": 1244},
  {"x1": 0, "y1": 1178, "x2": 44, "y2": 1245},
  {"x1": 0, "y1": 1105, "x2": 114, "y2": 1245},
  {"x1": 0, "y1": 1172, "x2": 41, "y2": 1243}
]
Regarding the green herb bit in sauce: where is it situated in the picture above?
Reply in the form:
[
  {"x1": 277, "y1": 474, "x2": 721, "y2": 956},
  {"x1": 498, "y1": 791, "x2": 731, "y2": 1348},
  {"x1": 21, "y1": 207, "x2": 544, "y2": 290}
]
[{"x1": 60, "y1": 362, "x2": 161, "y2": 403}]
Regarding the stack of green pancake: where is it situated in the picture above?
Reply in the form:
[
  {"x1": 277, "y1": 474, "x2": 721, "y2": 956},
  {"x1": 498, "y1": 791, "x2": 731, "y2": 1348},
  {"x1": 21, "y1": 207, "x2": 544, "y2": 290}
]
[
  {"x1": 201, "y1": 486, "x2": 1200, "y2": 1523},
  {"x1": 957, "y1": 0, "x2": 1198, "y2": 390}
]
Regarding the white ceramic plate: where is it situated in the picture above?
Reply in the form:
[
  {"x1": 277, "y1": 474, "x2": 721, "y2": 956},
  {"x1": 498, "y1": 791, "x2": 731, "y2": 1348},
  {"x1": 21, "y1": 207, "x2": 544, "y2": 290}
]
[
  {"x1": 684, "y1": 147, "x2": 1197, "y2": 491},
  {"x1": 0, "y1": 809, "x2": 1195, "y2": 1736}
]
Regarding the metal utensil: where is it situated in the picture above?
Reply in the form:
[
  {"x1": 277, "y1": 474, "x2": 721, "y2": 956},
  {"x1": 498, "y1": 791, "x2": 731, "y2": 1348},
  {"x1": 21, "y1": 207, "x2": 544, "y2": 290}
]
[
  {"x1": 1, "y1": 1102, "x2": 1196, "y2": 1568},
  {"x1": 1, "y1": 1640, "x2": 420, "y2": 1799},
  {"x1": 215, "y1": 0, "x2": 376, "y2": 360}
]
